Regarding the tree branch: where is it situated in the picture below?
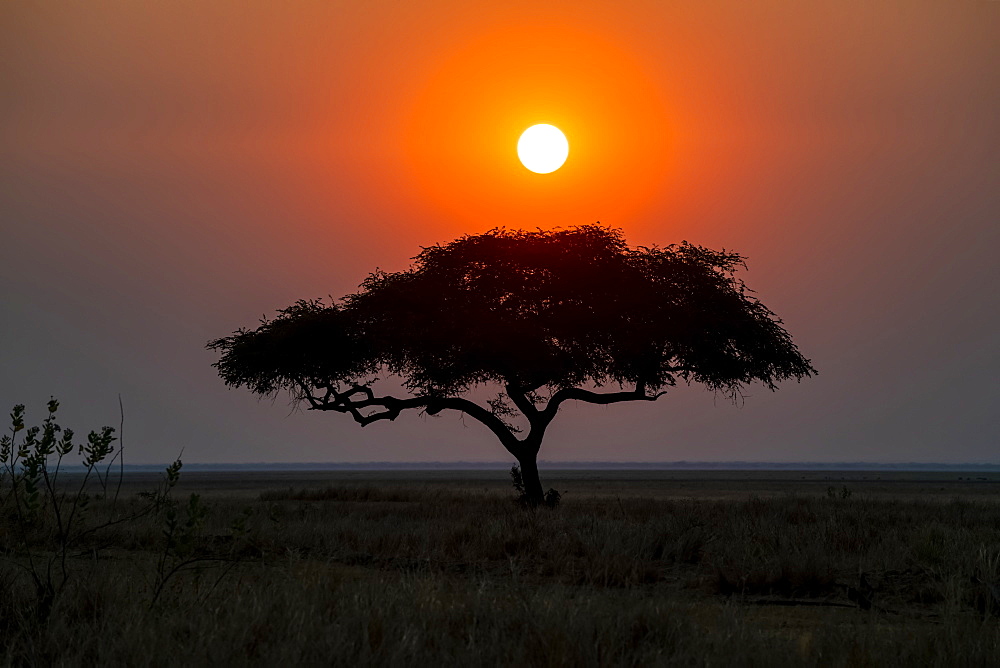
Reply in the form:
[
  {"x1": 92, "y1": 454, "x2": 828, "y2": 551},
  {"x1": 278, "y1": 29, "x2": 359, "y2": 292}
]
[
  {"x1": 424, "y1": 397, "x2": 521, "y2": 454},
  {"x1": 298, "y1": 382, "x2": 523, "y2": 457},
  {"x1": 504, "y1": 384, "x2": 540, "y2": 421},
  {"x1": 538, "y1": 382, "x2": 665, "y2": 427}
]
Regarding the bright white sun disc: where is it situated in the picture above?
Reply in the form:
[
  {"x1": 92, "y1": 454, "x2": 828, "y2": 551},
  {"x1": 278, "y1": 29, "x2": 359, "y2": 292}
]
[{"x1": 517, "y1": 124, "x2": 569, "y2": 174}]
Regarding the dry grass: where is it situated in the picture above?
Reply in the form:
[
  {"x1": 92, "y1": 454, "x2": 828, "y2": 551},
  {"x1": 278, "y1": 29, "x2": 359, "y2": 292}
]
[{"x1": 3, "y1": 471, "x2": 1000, "y2": 665}]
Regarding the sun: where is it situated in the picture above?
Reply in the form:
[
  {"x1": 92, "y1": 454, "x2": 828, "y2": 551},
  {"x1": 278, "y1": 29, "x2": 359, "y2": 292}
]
[{"x1": 517, "y1": 124, "x2": 569, "y2": 174}]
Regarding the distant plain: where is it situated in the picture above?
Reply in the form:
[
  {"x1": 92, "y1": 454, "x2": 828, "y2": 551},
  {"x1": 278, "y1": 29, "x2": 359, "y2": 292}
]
[{"x1": 149, "y1": 468, "x2": 1000, "y2": 501}]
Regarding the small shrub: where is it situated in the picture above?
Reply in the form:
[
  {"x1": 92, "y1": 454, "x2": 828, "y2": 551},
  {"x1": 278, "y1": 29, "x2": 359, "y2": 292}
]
[
  {"x1": 1, "y1": 398, "x2": 135, "y2": 618},
  {"x1": 509, "y1": 465, "x2": 560, "y2": 508},
  {"x1": 0, "y1": 398, "x2": 237, "y2": 617},
  {"x1": 826, "y1": 485, "x2": 852, "y2": 500},
  {"x1": 509, "y1": 464, "x2": 525, "y2": 497}
]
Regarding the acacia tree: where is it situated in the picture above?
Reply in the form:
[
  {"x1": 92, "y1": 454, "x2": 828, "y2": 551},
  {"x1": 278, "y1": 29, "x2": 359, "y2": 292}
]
[{"x1": 209, "y1": 226, "x2": 815, "y2": 503}]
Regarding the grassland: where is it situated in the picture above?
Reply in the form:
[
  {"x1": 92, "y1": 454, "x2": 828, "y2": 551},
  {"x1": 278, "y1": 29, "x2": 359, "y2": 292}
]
[{"x1": 3, "y1": 470, "x2": 1000, "y2": 666}]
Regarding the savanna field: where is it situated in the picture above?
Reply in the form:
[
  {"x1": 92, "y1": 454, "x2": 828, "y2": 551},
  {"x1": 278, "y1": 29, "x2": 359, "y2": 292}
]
[
  {"x1": 4, "y1": 3, "x2": 998, "y2": 667},
  {"x1": 4, "y1": 469, "x2": 1000, "y2": 666}
]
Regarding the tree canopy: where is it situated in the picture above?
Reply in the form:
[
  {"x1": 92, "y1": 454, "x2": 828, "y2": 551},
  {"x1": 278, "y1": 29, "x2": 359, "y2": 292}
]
[{"x1": 209, "y1": 226, "x2": 815, "y2": 501}]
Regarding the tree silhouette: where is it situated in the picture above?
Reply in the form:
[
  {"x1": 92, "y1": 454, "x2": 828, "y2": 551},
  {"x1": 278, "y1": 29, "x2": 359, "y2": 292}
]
[{"x1": 208, "y1": 226, "x2": 815, "y2": 503}]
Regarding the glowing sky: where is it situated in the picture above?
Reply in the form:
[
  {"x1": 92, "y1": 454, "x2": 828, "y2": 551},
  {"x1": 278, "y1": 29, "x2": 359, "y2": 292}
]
[{"x1": 2, "y1": 1, "x2": 997, "y2": 464}]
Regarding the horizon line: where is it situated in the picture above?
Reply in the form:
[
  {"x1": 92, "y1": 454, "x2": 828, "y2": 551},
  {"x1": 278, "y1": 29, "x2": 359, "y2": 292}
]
[{"x1": 68, "y1": 460, "x2": 1000, "y2": 472}]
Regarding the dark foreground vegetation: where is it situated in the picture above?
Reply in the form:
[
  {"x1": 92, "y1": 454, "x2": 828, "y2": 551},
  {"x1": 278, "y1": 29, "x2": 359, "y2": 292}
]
[{"x1": 3, "y1": 472, "x2": 1000, "y2": 666}]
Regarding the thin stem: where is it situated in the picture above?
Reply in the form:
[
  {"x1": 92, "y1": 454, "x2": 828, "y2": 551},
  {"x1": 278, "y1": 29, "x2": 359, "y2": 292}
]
[{"x1": 114, "y1": 394, "x2": 125, "y2": 507}]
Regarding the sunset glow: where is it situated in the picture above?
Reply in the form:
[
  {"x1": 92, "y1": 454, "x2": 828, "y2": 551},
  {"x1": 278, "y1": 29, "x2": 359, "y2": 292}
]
[
  {"x1": 401, "y1": 24, "x2": 672, "y2": 235},
  {"x1": 1, "y1": 1, "x2": 997, "y2": 468}
]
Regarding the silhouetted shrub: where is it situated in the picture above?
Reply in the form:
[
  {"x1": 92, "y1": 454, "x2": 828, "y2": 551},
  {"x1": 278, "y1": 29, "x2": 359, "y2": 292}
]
[{"x1": 510, "y1": 464, "x2": 560, "y2": 508}]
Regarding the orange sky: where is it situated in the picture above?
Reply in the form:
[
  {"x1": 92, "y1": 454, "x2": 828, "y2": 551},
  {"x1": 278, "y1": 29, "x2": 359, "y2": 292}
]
[{"x1": 1, "y1": 1, "x2": 998, "y2": 464}]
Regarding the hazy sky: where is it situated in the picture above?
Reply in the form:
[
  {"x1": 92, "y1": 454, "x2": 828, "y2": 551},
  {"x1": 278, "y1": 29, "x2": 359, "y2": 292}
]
[{"x1": 2, "y1": 1, "x2": 998, "y2": 464}]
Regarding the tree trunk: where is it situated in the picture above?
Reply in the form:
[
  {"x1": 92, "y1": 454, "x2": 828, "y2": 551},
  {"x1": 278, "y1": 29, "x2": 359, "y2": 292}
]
[{"x1": 517, "y1": 453, "x2": 545, "y2": 505}]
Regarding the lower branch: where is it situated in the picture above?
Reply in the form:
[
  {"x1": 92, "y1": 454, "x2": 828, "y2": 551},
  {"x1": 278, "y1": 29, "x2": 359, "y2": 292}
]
[
  {"x1": 538, "y1": 382, "x2": 665, "y2": 428},
  {"x1": 298, "y1": 380, "x2": 665, "y2": 463},
  {"x1": 299, "y1": 382, "x2": 522, "y2": 457}
]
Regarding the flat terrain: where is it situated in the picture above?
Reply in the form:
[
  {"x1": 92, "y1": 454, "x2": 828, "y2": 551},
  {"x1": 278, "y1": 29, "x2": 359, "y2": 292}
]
[
  {"x1": 4, "y1": 469, "x2": 1000, "y2": 665},
  {"x1": 156, "y1": 468, "x2": 1000, "y2": 501}
]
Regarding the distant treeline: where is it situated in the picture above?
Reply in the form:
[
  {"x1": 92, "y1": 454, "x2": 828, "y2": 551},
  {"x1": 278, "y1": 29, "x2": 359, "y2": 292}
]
[{"x1": 49, "y1": 461, "x2": 1000, "y2": 472}]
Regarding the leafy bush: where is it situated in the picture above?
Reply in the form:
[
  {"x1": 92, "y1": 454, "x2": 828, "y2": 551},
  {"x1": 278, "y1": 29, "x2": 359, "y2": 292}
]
[{"x1": 0, "y1": 399, "x2": 186, "y2": 618}]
